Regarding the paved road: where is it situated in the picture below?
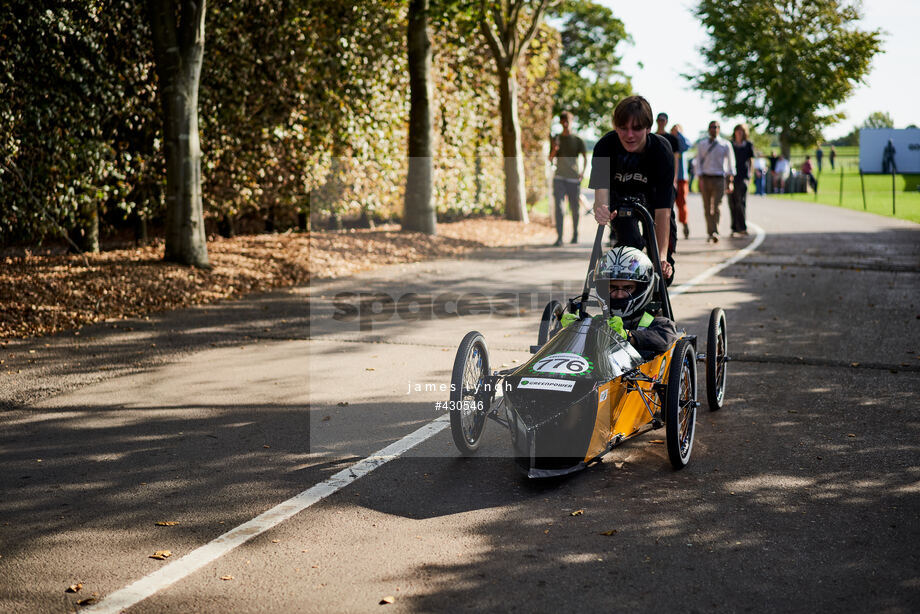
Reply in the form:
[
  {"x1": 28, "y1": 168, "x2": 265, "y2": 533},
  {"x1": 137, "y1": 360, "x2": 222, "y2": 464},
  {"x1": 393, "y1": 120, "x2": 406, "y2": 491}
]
[{"x1": 1, "y1": 194, "x2": 918, "y2": 613}]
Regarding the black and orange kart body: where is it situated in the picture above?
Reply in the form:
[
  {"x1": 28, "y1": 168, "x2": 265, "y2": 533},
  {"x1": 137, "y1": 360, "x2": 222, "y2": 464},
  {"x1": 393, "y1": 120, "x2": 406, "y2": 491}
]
[{"x1": 448, "y1": 199, "x2": 728, "y2": 477}]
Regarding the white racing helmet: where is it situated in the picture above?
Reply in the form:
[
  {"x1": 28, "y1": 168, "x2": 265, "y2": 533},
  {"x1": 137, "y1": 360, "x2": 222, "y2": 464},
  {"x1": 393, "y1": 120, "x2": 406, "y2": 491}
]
[{"x1": 593, "y1": 246, "x2": 657, "y2": 319}]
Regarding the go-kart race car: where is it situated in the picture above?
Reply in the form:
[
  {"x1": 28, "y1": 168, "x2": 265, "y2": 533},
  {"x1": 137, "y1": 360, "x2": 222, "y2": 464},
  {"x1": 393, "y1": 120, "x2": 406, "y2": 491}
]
[{"x1": 447, "y1": 199, "x2": 728, "y2": 477}]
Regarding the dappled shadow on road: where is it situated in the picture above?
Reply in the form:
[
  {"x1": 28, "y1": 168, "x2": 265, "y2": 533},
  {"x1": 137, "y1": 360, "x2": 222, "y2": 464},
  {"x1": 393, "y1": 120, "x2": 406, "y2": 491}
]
[
  {"x1": 342, "y1": 222, "x2": 920, "y2": 612},
  {"x1": 0, "y1": 401, "x2": 309, "y2": 558},
  {"x1": 367, "y1": 360, "x2": 920, "y2": 612}
]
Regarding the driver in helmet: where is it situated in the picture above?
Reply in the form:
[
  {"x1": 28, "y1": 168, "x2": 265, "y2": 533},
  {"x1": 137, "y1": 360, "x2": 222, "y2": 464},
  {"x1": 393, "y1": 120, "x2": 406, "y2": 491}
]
[{"x1": 562, "y1": 246, "x2": 677, "y2": 359}]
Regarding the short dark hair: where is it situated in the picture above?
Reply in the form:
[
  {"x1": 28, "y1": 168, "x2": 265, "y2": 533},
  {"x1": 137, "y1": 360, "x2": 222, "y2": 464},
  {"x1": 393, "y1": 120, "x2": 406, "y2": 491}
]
[
  {"x1": 613, "y1": 96, "x2": 653, "y2": 130},
  {"x1": 559, "y1": 110, "x2": 573, "y2": 122},
  {"x1": 656, "y1": 112, "x2": 668, "y2": 121}
]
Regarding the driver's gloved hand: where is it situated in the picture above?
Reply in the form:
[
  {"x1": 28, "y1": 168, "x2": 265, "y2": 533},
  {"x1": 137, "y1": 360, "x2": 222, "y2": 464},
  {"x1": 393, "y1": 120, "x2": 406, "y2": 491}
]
[
  {"x1": 607, "y1": 316, "x2": 627, "y2": 339},
  {"x1": 561, "y1": 313, "x2": 578, "y2": 328}
]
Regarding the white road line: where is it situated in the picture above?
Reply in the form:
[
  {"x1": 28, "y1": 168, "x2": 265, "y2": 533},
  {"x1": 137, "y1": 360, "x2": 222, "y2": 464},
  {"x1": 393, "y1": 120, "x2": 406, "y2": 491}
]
[
  {"x1": 669, "y1": 222, "x2": 766, "y2": 297},
  {"x1": 83, "y1": 416, "x2": 449, "y2": 614},
  {"x1": 86, "y1": 225, "x2": 766, "y2": 613}
]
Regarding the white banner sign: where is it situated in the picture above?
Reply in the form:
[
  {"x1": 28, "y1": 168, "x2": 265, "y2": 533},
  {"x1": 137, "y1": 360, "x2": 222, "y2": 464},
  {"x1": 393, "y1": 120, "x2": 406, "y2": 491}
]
[{"x1": 859, "y1": 128, "x2": 920, "y2": 174}]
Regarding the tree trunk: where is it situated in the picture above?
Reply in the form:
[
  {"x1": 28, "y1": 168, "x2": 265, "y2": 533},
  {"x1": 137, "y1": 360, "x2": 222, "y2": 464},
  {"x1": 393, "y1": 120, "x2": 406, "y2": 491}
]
[
  {"x1": 498, "y1": 67, "x2": 528, "y2": 222},
  {"x1": 403, "y1": 0, "x2": 436, "y2": 234},
  {"x1": 148, "y1": 0, "x2": 209, "y2": 268},
  {"x1": 69, "y1": 203, "x2": 99, "y2": 253},
  {"x1": 779, "y1": 129, "x2": 792, "y2": 160}
]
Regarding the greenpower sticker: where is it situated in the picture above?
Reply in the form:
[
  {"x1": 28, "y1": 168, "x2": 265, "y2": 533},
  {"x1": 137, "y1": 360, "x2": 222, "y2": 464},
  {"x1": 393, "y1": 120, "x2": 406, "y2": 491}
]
[
  {"x1": 530, "y1": 352, "x2": 594, "y2": 377},
  {"x1": 517, "y1": 377, "x2": 576, "y2": 392}
]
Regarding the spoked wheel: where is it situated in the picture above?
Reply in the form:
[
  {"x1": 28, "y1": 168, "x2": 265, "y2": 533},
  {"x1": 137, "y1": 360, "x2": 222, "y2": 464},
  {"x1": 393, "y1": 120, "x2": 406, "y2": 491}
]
[
  {"x1": 706, "y1": 307, "x2": 728, "y2": 411},
  {"x1": 666, "y1": 339, "x2": 697, "y2": 469},
  {"x1": 537, "y1": 300, "x2": 565, "y2": 346},
  {"x1": 449, "y1": 331, "x2": 491, "y2": 455}
]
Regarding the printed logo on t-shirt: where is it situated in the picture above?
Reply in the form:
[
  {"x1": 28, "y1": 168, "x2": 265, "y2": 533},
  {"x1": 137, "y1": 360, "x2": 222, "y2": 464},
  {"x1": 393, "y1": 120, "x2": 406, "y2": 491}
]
[{"x1": 614, "y1": 172, "x2": 648, "y2": 184}]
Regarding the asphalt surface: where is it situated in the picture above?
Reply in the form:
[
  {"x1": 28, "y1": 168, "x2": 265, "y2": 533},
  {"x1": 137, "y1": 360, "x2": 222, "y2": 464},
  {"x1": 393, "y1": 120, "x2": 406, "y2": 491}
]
[{"x1": 1, "y1": 193, "x2": 918, "y2": 613}]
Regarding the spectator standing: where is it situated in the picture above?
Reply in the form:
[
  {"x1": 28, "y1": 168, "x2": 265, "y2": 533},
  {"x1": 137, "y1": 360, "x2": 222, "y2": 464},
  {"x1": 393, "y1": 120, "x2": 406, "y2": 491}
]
[
  {"x1": 729, "y1": 123, "x2": 754, "y2": 237},
  {"x1": 801, "y1": 155, "x2": 817, "y2": 191},
  {"x1": 829, "y1": 146, "x2": 837, "y2": 170},
  {"x1": 670, "y1": 124, "x2": 693, "y2": 238},
  {"x1": 654, "y1": 112, "x2": 681, "y2": 252},
  {"x1": 815, "y1": 146, "x2": 824, "y2": 172},
  {"x1": 753, "y1": 156, "x2": 767, "y2": 195},
  {"x1": 774, "y1": 154, "x2": 790, "y2": 193},
  {"x1": 687, "y1": 155, "x2": 696, "y2": 192},
  {"x1": 768, "y1": 151, "x2": 778, "y2": 192},
  {"x1": 694, "y1": 120, "x2": 735, "y2": 243},
  {"x1": 549, "y1": 110, "x2": 587, "y2": 246}
]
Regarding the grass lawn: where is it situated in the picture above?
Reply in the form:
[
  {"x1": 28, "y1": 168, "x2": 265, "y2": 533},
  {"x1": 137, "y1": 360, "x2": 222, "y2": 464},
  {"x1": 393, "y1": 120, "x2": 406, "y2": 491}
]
[{"x1": 773, "y1": 169, "x2": 920, "y2": 224}]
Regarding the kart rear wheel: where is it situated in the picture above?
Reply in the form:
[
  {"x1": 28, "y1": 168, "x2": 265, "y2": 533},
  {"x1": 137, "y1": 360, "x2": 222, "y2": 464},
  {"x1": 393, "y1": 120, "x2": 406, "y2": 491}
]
[
  {"x1": 450, "y1": 331, "x2": 491, "y2": 455},
  {"x1": 706, "y1": 307, "x2": 728, "y2": 411},
  {"x1": 666, "y1": 338, "x2": 697, "y2": 469},
  {"x1": 537, "y1": 300, "x2": 565, "y2": 346}
]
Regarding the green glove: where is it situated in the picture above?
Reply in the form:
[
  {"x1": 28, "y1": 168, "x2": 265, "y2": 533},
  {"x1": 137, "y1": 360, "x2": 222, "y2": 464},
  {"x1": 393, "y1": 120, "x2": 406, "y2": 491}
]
[
  {"x1": 561, "y1": 313, "x2": 578, "y2": 328},
  {"x1": 607, "y1": 316, "x2": 627, "y2": 339}
]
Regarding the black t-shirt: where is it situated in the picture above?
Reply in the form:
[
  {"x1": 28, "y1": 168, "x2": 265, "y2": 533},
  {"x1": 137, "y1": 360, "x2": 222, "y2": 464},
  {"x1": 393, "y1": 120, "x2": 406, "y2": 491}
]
[
  {"x1": 589, "y1": 131, "x2": 674, "y2": 210},
  {"x1": 589, "y1": 132, "x2": 675, "y2": 249},
  {"x1": 733, "y1": 140, "x2": 755, "y2": 179},
  {"x1": 659, "y1": 132, "x2": 680, "y2": 161}
]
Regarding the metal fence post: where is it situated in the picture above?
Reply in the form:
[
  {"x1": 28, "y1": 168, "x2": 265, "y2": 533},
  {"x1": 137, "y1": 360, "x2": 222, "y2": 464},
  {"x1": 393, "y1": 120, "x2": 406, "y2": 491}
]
[
  {"x1": 859, "y1": 168, "x2": 867, "y2": 210},
  {"x1": 892, "y1": 168, "x2": 896, "y2": 216},
  {"x1": 839, "y1": 166, "x2": 844, "y2": 206}
]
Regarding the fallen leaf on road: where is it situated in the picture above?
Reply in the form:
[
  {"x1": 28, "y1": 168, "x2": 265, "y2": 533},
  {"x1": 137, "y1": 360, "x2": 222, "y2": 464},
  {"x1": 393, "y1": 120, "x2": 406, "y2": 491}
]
[
  {"x1": 65, "y1": 583, "x2": 83, "y2": 593},
  {"x1": 220, "y1": 575, "x2": 233, "y2": 581},
  {"x1": 149, "y1": 550, "x2": 172, "y2": 560},
  {"x1": 649, "y1": 439, "x2": 664, "y2": 445},
  {"x1": 380, "y1": 596, "x2": 395, "y2": 605},
  {"x1": 570, "y1": 509, "x2": 584, "y2": 516},
  {"x1": 322, "y1": 416, "x2": 331, "y2": 421},
  {"x1": 600, "y1": 530, "x2": 618, "y2": 536},
  {"x1": 847, "y1": 433, "x2": 856, "y2": 438},
  {"x1": 76, "y1": 596, "x2": 97, "y2": 606},
  {"x1": 366, "y1": 367, "x2": 375, "y2": 371},
  {"x1": 337, "y1": 401, "x2": 348, "y2": 406},
  {"x1": 155, "y1": 521, "x2": 179, "y2": 526}
]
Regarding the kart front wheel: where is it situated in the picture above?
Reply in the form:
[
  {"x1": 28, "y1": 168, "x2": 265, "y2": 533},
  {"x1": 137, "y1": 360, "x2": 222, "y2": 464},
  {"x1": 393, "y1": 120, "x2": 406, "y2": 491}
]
[
  {"x1": 706, "y1": 307, "x2": 728, "y2": 411},
  {"x1": 537, "y1": 300, "x2": 565, "y2": 346},
  {"x1": 449, "y1": 331, "x2": 491, "y2": 455},
  {"x1": 666, "y1": 338, "x2": 697, "y2": 469}
]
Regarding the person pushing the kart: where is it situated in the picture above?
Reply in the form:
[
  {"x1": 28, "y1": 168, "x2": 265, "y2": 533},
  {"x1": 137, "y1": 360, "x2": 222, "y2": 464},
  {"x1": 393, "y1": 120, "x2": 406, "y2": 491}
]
[
  {"x1": 562, "y1": 246, "x2": 677, "y2": 359},
  {"x1": 589, "y1": 95, "x2": 676, "y2": 283}
]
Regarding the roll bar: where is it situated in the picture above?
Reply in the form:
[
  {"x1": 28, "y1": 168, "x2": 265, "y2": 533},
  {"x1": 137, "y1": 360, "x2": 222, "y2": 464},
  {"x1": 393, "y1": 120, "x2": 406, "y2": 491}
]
[{"x1": 580, "y1": 199, "x2": 673, "y2": 321}]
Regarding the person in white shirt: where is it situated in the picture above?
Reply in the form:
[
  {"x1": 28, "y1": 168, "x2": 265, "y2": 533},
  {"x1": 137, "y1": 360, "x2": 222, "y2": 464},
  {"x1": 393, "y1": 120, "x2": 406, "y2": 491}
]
[
  {"x1": 774, "y1": 155, "x2": 790, "y2": 193},
  {"x1": 694, "y1": 121, "x2": 736, "y2": 243}
]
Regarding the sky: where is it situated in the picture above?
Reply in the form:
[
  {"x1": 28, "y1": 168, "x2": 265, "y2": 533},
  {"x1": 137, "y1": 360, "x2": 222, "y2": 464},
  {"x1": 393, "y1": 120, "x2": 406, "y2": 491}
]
[{"x1": 587, "y1": 0, "x2": 920, "y2": 142}]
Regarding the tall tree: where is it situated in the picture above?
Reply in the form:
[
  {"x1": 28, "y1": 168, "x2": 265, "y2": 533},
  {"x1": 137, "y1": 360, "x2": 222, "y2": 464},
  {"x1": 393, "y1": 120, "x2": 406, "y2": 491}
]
[
  {"x1": 688, "y1": 0, "x2": 882, "y2": 158},
  {"x1": 862, "y1": 111, "x2": 895, "y2": 129},
  {"x1": 480, "y1": 0, "x2": 554, "y2": 222},
  {"x1": 404, "y1": 0, "x2": 436, "y2": 234},
  {"x1": 147, "y1": 0, "x2": 209, "y2": 267},
  {"x1": 550, "y1": 0, "x2": 632, "y2": 134}
]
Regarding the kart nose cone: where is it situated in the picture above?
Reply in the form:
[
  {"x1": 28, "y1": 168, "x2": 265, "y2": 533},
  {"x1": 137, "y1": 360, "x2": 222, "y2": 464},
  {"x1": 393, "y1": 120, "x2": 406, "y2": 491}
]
[{"x1": 505, "y1": 383, "x2": 598, "y2": 478}]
